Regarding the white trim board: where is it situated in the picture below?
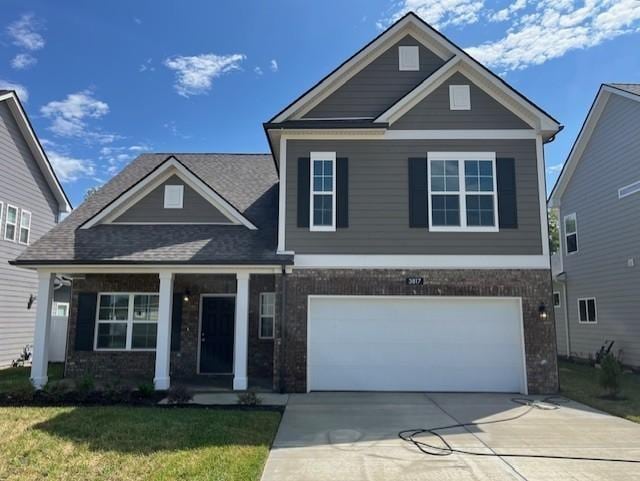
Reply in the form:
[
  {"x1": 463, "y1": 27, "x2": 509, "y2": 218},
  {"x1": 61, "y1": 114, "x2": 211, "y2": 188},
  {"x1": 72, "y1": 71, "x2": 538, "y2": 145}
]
[
  {"x1": 81, "y1": 156, "x2": 257, "y2": 230},
  {"x1": 29, "y1": 265, "x2": 285, "y2": 275}
]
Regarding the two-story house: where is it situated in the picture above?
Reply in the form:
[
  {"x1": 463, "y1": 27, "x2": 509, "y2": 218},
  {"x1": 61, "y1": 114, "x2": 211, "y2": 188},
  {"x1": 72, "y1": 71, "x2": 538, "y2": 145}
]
[
  {"x1": 549, "y1": 84, "x2": 640, "y2": 368},
  {"x1": 13, "y1": 13, "x2": 561, "y2": 394},
  {"x1": 0, "y1": 90, "x2": 71, "y2": 367}
]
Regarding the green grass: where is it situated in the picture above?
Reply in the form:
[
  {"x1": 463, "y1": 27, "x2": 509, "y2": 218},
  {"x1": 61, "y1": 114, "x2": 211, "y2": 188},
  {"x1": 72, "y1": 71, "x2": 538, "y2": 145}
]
[
  {"x1": 0, "y1": 364, "x2": 64, "y2": 393},
  {"x1": 0, "y1": 406, "x2": 281, "y2": 481},
  {"x1": 559, "y1": 360, "x2": 640, "y2": 423}
]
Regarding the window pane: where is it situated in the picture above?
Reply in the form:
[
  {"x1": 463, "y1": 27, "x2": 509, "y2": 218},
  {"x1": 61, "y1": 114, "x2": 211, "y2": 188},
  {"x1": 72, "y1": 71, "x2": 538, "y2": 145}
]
[
  {"x1": 5, "y1": 224, "x2": 15, "y2": 240},
  {"x1": 19, "y1": 228, "x2": 29, "y2": 244},
  {"x1": 566, "y1": 234, "x2": 577, "y2": 253},
  {"x1": 465, "y1": 160, "x2": 493, "y2": 193},
  {"x1": 313, "y1": 160, "x2": 323, "y2": 175},
  {"x1": 313, "y1": 194, "x2": 333, "y2": 226},
  {"x1": 20, "y1": 211, "x2": 31, "y2": 228},
  {"x1": 466, "y1": 195, "x2": 494, "y2": 226},
  {"x1": 587, "y1": 299, "x2": 596, "y2": 322},
  {"x1": 6, "y1": 207, "x2": 17, "y2": 224},
  {"x1": 565, "y1": 216, "x2": 576, "y2": 233},
  {"x1": 579, "y1": 300, "x2": 587, "y2": 322},
  {"x1": 431, "y1": 160, "x2": 444, "y2": 175},
  {"x1": 260, "y1": 293, "x2": 275, "y2": 317},
  {"x1": 312, "y1": 160, "x2": 333, "y2": 193},
  {"x1": 132, "y1": 323, "x2": 157, "y2": 349},
  {"x1": 133, "y1": 295, "x2": 159, "y2": 321},
  {"x1": 432, "y1": 195, "x2": 460, "y2": 226},
  {"x1": 431, "y1": 160, "x2": 459, "y2": 193},
  {"x1": 553, "y1": 293, "x2": 560, "y2": 307},
  {"x1": 98, "y1": 294, "x2": 129, "y2": 320},
  {"x1": 97, "y1": 323, "x2": 127, "y2": 349},
  {"x1": 445, "y1": 160, "x2": 458, "y2": 175},
  {"x1": 323, "y1": 160, "x2": 332, "y2": 175},
  {"x1": 431, "y1": 177, "x2": 445, "y2": 191},
  {"x1": 260, "y1": 317, "x2": 274, "y2": 338}
]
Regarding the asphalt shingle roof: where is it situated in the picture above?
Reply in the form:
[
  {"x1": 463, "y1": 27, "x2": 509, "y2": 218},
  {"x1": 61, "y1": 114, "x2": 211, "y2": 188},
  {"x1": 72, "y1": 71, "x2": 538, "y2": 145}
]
[
  {"x1": 608, "y1": 84, "x2": 640, "y2": 96},
  {"x1": 14, "y1": 153, "x2": 291, "y2": 266}
]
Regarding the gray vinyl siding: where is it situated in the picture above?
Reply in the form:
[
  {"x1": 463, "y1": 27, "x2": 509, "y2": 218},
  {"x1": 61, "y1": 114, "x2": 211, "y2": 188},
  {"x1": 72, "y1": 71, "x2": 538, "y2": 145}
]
[
  {"x1": 553, "y1": 282, "x2": 568, "y2": 356},
  {"x1": 390, "y1": 72, "x2": 531, "y2": 130},
  {"x1": 113, "y1": 174, "x2": 232, "y2": 224},
  {"x1": 0, "y1": 102, "x2": 59, "y2": 367},
  {"x1": 285, "y1": 139, "x2": 542, "y2": 255},
  {"x1": 559, "y1": 93, "x2": 640, "y2": 367},
  {"x1": 303, "y1": 35, "x2": 447, "y2": 119}
]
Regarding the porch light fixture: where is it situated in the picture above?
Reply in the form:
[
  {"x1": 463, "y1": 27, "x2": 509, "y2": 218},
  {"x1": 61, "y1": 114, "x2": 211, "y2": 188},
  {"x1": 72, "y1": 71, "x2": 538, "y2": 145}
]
[
  {"x1": 183, "y1": 289, "x2": 191, "y2": 303},
  {"x1": 538, "y1": 302, "x2": 547, "y2": 321}
]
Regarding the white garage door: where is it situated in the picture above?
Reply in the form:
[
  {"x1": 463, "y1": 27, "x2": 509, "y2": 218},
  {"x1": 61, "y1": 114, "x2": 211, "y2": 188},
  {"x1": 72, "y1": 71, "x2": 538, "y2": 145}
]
[{"x1": 308, "y1": 296, "x2": 526, "y2": 393}]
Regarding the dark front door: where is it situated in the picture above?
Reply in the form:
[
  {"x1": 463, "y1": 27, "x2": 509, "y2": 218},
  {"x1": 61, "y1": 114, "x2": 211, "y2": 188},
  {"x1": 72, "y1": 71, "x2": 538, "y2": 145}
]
[{"x1": 199, "y1": 296, "x2": 235, "y2": 374}]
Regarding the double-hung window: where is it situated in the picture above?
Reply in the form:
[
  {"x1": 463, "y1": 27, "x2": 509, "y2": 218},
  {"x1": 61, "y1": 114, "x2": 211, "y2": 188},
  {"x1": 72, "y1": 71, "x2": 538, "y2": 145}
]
[
  {"x1": 259, "y1": 292, "x2": 275, "y2": 339},
  {"x1": 564, "y1": 213, "x2": 578, "y2": 254},
  {"x1": 4, "y1": 205, "x2": 18, "y2": 241},
  {"x1": 427, "y1": 152, "x2": 498, "y2": 231},
  {"x1": 19, "y1": 210, "x2": 31, "y2": 245},
  {"x1": 95, "y1": 293, "x2": 159, "y2": 350},
  {"x1": 578, "y1": 298, "x2": 597, "y2": 324},
  {"x1": 0, "y1": 202, "x2": 3, "y2": 235},
  {"x1": 310, "y1": 152, "x2": 336, "y2": 231}
]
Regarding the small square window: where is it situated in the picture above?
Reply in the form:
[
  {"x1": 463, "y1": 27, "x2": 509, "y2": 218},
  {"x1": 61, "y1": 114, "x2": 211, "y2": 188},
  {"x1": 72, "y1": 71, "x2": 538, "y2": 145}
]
[
  {"x1": 399, "y1": 46, "x2": 419, "y2": 71},
  {"x1": 164, "y1": 185, "x2": 184, "y2": 209},
  {"x1": 449, "y1": 85, "x2": 471, "y2": 110}
]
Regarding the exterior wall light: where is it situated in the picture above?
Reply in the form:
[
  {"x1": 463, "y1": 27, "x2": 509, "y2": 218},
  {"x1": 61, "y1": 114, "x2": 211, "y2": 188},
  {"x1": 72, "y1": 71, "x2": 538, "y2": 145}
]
[
  {"x1": 183, "y1": 289, "x2": 191, "y2": 303},
  {"x1": 538, "y1": 302, "x2": 547, "y2": 320}
]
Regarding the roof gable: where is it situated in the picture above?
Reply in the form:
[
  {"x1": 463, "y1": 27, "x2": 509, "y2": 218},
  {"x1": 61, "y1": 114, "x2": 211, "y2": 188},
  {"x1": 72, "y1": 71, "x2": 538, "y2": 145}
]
[
  {"x1": 81, "y1": 156, "x2": 258, "y2": 229},
  {"x1": 549, "y1": 84, "x2": 640, "y2": 207}
]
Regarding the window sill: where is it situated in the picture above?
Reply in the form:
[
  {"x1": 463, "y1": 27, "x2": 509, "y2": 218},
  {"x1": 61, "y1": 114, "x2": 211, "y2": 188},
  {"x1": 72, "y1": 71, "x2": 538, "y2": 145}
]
[
  {"x1": 94, "y1": 348, "x2": 156, "y2": 352},
  {"x1": 429, "y1": 226, "x2": 499, "y2": 233},
  {"x1": 309, "y1": 226, "x2": 336, "y2": 232}
]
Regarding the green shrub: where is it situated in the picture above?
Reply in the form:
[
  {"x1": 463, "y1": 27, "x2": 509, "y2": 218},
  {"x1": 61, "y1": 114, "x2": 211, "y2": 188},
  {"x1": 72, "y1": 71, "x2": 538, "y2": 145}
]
[
  {"x1": 137, "y1": 382, "x2": 155, "y2": 398},
  {"x1": 599, "y1": 353, "x2": 623, "y2": 398},
  {"x1": 76, "y1": 374, "x2": 95, "y2": 393}
]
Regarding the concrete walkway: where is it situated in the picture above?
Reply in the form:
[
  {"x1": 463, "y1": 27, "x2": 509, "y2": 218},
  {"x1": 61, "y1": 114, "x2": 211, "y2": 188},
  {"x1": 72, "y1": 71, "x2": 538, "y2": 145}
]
[{"x1": 261, "y1": 392, "x2": 640, "y2": 481}]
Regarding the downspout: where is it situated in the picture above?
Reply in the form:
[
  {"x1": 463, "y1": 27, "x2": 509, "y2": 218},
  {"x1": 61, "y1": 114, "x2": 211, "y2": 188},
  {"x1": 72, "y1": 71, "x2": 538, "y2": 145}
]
[{"x1": 278, "y1": 265, "x2": 288, "y2": 393}]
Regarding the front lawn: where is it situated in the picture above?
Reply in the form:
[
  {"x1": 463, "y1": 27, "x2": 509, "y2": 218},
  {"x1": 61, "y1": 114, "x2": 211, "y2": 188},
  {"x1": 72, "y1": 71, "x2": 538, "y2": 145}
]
[
  {"x1": 0, "y1": 364, "x2": 63, "y2": 393},
  {"x1": 0, "y1": 406, "x2": 280, "y2": 481},
  {"x1": 559, "y1": 360, "x2": 640, "y2": 423}
]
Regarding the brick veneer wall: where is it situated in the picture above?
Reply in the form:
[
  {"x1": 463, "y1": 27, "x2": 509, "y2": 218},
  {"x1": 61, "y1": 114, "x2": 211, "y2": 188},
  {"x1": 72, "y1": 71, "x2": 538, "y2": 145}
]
[
  {"x1": 65, "y1": 273, "x2": 275, "y2": 384},
  {"x1": 274, "y1": 269, "x2": 558, "y2": 394}
]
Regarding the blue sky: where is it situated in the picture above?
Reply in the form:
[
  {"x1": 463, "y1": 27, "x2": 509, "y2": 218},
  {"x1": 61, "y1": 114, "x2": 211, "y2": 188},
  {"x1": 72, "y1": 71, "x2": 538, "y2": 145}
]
[{"x1": 1, "y1": 0, "x2": 639, "y2": 206}]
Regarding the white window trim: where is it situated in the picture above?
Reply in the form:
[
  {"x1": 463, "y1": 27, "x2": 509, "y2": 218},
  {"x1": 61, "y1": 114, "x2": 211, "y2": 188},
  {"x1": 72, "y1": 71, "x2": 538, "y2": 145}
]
[
  {"x1": 258, "y1": 292, "x2": 275, "y2": 340},
  {"x1": 0, "y1": 202, "x2": 3, "y2": 236},
  {"x1": 94, "y1": 292, "x2": 160, "y2": 351},
  {"x1": 163, "y1": 184, "x2": 184, "y2": 209},
  {"x1": 399, "y1": 46, "x2": 420, "y2": 71},
  {"x1": 449, "y1": 85, "x2": 471, "y2": 110},
  {"x1": 52, "y1": 301, "x2": 70, "y2": 317},
  {"x1": 309, "y1": 152, "x2": 337, "y2": 232},
  {"x1": 618, "y1": 179, "x2": 640, "y2": 199},
  {"x1": 577, "y1": 297, "x2": 597, "y2": 324},
  {"x1": 427, "y1": 152, "x2": 498, "y2": 232},
  {"x1": 18, "y1": 209, "x2": 31, "y2": 245},
  {"x1": 4, "y1": 204, "x2": 18, "y2": 241},
  {"x1": 553, "y1": 292, "x2": 561, "y2": 308},
  {"x1": 564, "y1": 212, "x2": 578, "y2": 255}
]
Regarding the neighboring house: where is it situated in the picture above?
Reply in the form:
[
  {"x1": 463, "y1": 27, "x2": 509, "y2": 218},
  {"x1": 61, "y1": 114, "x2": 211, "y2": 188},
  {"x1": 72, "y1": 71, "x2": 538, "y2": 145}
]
[
  {"x1": 13, "y1": 12, "x2": 562, "y2": 394},
  {"x1": 0, "y1": 90, "x2": 71, "y2": 367},
  {"x1": 549, "y1": 84, "x2": 640, "y2": 368}
]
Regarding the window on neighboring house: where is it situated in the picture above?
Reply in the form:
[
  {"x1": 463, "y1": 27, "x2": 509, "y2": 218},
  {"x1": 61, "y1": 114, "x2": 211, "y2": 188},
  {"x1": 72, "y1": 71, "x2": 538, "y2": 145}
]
[
  {"x1": 553, "y1": 292, "x2": 561, "y2": 307},
  {"x1": 95, "y1": 293, "x2": 159, "y2": 350},
  {"x1": 398, "y1": 46, "x2": 419, "y2": 71},
  {"x1": 564, "y1": 213, "x2": 578, "y2": 254},
  {"x1": 259, "y1": 292, "x2": 275, "y2": 339},
  {"x1": 52, "y1": 302, "x2": 69, "y2": 317},
  {"x1": 0, "y1": 202, "x2": 3, "y2": 235},
  {"x1": 449, "y1": 85, "x2": 471, "y2": 110},
  {"x1": 164, "y1": 184, "x2": 184, "y2": 209},
  {"x1": 19, "y1": 210, "x2": 31, "y2": 245},
  {"x1": 428, "y1": 153, "x2": 498, "y2": 231},
  {"x1": 578, "y1": 298, "x2": 597, "y2": 323},
  {"x1": 4, "y1": 205, "x2": 18, "y2": 241},
  {"x1": 310, "y1": 152, "x2": 336, "y2": 231}
]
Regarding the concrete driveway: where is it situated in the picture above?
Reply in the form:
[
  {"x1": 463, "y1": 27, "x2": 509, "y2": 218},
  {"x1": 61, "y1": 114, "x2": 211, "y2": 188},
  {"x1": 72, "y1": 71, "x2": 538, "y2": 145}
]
[{"x1": 261, "y1": 392, "x2": 640, "y2": 481}]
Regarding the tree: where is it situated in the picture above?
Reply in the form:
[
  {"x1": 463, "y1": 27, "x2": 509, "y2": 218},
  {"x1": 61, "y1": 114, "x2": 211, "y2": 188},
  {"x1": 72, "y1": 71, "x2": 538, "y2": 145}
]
[{"x1": 548, "y1": 209, "x2": 560, "y2": 254}]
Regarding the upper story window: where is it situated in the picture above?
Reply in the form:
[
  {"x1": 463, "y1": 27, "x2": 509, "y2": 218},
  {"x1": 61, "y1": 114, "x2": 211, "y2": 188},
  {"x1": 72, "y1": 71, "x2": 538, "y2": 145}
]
[
  {"x1": 578, "y1": 297, "x2": 597, "y2": 324},
  {"x1": 164, "y1": 185, "x2": 184, "y2": 209},
  {"x1": 427, "y1": 152, "x2": 498, "y2": 232},
  {"x1": 19, "y1": 210, "x2": 31, "y2": 245},
  {"x1": 310, "y1": 152, "x2": 336, "y2": 231},
  {"x1": 564, "y1": 213, "x2": 578, "y2": 254},
  {"x1": 398, "y1": 46, "x2": 419, "y2": 71},
  {"x1": 259, "y1": 292, "x2": 275, "y2": 339},
  {"x1": 4, "y1": 205, "x2": 18, "y2": 241},
  {"x1": 95, "y1": 293, "x2": 159, "y2": 350},
  {"x1": 449, "y1": 85, "x2": 471, "y2": 110}
]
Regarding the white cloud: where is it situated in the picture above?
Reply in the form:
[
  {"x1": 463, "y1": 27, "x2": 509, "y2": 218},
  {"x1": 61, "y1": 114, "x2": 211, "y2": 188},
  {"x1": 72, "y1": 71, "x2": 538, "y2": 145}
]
[
  {"x1": 489, "y1": 0, "x2": 527, "y2": 22},
  {"x1": 129, "y1": 144, "x2": 151, "y2": 152},
  {"x1": 139, "y1": 58, "x2": 154, "y2": 72},
  {"x1": 40, "y1": 90, "x2": 117, "y2": 143},
  {"x1": 547, "y1": 163, "x2": 563, "y2": 174},
  {"x1": 0, "y1": 80, "x2": 29, "y2": 102},
  {"x1": 11, "y1": 53, "x2": 37, "y2": 70},
  {"x1": 380, "y1": 0, "x2": 485, "y2": 29},
  {"x1": 47, "y1": 151, "x2": 95, "y2": 182},
  {"x1": 467, "y1": 0, "x2": 640, "y2": 71},
  {"x1": 163, "y1": 53, "x2": 246, "y2": 97},
  {"x1": 7, "y1": 13, "x2": 45, "y2": 51},
  {"x1": 270, "y1": 59, "x2": 279, "y2": 72},
  {"x1": 254, "y1": 66, "x2": 264, "y2": 75}
]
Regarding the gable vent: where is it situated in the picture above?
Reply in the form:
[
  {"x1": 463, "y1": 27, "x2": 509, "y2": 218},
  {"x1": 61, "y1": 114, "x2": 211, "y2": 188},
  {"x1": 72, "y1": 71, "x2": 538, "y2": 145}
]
[
  {"x1": 164, "y1": 184, "x2": 184, "y2": 209},
  {"x1": 449, "y1": 85, "x2": 471, "y2": 110},
  {"x1": 399, "y1": 46, "x2": 419, "y2": 71}
]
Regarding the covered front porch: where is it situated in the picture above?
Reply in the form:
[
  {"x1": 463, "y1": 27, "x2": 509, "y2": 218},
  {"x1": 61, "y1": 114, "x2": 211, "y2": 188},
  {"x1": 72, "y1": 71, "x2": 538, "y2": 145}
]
[{"x1": 29, "y1": 266, "x2": 282, "y2": 391}]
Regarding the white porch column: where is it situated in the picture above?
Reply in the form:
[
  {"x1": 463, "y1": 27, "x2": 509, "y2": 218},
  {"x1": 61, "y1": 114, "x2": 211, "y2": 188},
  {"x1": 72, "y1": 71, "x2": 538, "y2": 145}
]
[
  {"x1": 30, "y1": 271, "x2": 55, "y2": 389},
  {"x1": 154, "y1": 271, "x2": 174, "y2": 390},
  {"x1": 233, "y1": 272, "x2": 250, "y2": 390}
]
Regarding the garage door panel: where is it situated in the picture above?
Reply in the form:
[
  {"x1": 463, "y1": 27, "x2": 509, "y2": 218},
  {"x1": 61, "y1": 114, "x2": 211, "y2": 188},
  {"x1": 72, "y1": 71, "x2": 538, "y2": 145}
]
[{"x1": 308, "y1": 297, "x2": 525, "y2": 393}]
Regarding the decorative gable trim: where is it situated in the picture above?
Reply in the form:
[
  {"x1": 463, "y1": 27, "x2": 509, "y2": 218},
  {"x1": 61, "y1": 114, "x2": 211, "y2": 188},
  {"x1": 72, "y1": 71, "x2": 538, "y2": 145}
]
[
  {"x1": 0, "y1": 91, "x2": 71, "y2": 213},
  {"x1": 549, "y1": 85, "x2": 640, "y2": 207},
  {"x1": 80, "y1": 156, "x2": 258, "y2": 230}
]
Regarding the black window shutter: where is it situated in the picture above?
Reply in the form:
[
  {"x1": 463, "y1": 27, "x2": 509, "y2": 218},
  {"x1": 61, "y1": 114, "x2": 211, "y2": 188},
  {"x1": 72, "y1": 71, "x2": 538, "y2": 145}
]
[
  {"x1": 408, "y1": 157, "x2": 428, "y2": 228},
  {"x1": 496, "y1": 158, "x2": 518, "y2": 228},
  {"x1": 297, "y1": 157, "x2": 310, "y2": 227},
  {"x1": 171, "y1": 293, "x2": 183, "y2": 351},
  {"x1": 336, "y1": 157, "x2": 349, "y2": 228},
  {"x1": 75, "y1": 292, "x2": 97, "y2": 351}
]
